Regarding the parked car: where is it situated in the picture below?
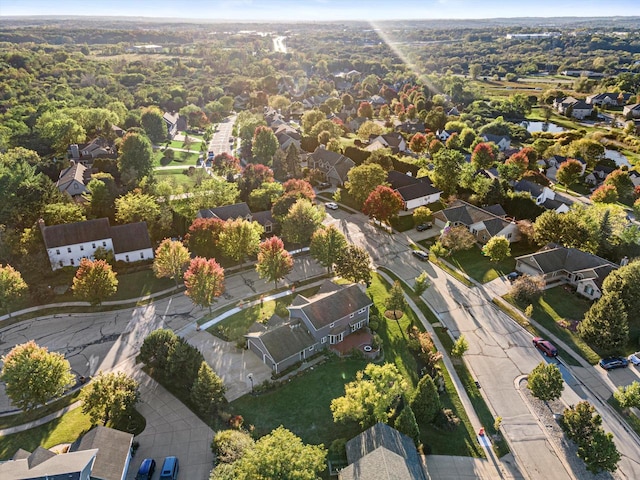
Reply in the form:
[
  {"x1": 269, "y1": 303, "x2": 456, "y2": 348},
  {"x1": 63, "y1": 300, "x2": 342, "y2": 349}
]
[
  {"x1": 532, "y1": 337, "x2": 558, "y2": 357},
  {"x1": 627, "y1": 352, "x2": 640, "y2": 366},
  {"x1": 159, "y1": 456, "x2": 179, "y2": 480},
  {"x1": 136, "y1": 459, "x2": 156, "y2": 480},
  {"x1": 412, "y1": 250, "x2": 429, "y2": 261},
  {"x1": 416, "y1": 222, "x2": 433, "y2": 231},
  {"x1": 318, "y1": 182, "x2": 331, "y2": 189},
  {"x1": 599, "y1": 357, "x2": 629, "y2": 371},
  {"x1": 506, "y1": 272, "x2": 521, "y2": 283},
  {"x1": 325, "y1": 202, "x2": 339, "y2": 210}
]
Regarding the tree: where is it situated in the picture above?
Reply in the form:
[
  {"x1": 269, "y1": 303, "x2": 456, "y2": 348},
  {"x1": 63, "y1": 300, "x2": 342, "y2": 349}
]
[
  {"x1": 412, "y1": 206, "x2": 433, "y2": 227},
  {"x1": 138, "y1": 328, "x2": 178, "y2": 372},
  {"x1": 191, "y1": 361, "x2": 226, "y2": 417},
  {"x1": 614, "y1": 381, "x2": 640, "y2": 409},
  {"x1": 591, "y1": 184, "x2": 618, "y2": 204},
  {"x1": 80, "y1": 371, "x2": 139, "y2": 426},
  {"x1": 345, "y1": 163, "x2": 388, "y2": 207},
  {"x1": 440, "y1": 226, "x2": 475, "y2": 253},
  {"x1": 331, "y1": 363, "x2": 409, "y2": 428},
  {"x1": 357, "y1": 120, "x2": 384, "y2": 140},
  {"x1": 357, "y1": 101, "x2": 374, "y2": 119},
  {"x1": 1, "y1": 341, "x2": 75, "y2": 411},
  {"x1": 219, "y1": 218, "x2": 263, "y2": 266},
  {"x1": 248, "y1": 182, "x2": 284, "y2": 211},
  {"x1": 410, "y1": 374, "x2": 441, "y2": 424},
  {"x1": 470, "y1": 142, "x2": 496, "y2": 170},
  {"x1": 280, "y1": 198, "x2": 324, "y2": 246},
  {"x1": 578, "y1": 292, "x2": 629, "y2": 355},
  {"x1": 579, "y1": 428, "x2": 621, "y2": 474},
  {"x1": 310, "y1": 226, "x2": 348, "y2": 274},
  {"x1": 232, "y1": 426, "x2": 326, "y2": 480},
  {"x1": 469, "y1": 63, "x2": 482, "y2": 79},
  {"x1": 481, "y1": 236, "x2": 511, "y2": 262},
  {"x1": 212, "y1": 429, "x2": 254, "y2": 465},
  {"x1": 602, "y1": 260, "x2": 640, "y2": 324},
  {"x1": 86, "y1": 174, "x2": 117, "y2": 219},
  {"x1": 567, "y1": 138, "x2": 605, "y2": 168},
  {"x1": 414, "y1": 271, "x2": 431, "y2": 296},
  {"x1": 117, "y1": 132, "x2": 154, "y2": 185},
  {"x1": 237, "y1": 164, "x2": 274, "y2": 202},
  {"x1": 409, "y1": 133, "x2": 427, "y2": 154},
  {"x1": 451, "y1": 335, "x2": 469, "y2": 358},
  {"x1": 527, "y1": 362, "x2": 564, "y2": 402},
  {"x1": 115, "y1": 191, "x2": 160, "y2": 224},
  {"x1": 256, "y1": 236, "x2": 293, "y2": 288},
  {"x1": 0, "y1": 264, "x2": 27, "y2": 316},
  {"x1": 283, "y1": 178, "x2": 315, "y2": 201},
  {"x1": 533, "y1": 209, "x2": 592, "y2": 250},
  {"x1": 510, "y1": 275, "x2": 544, "y2": 303},
  {"x1": 153, "y1": 239, "x2": 191, "y2": 286},
  {"x1": 251, "y1": 125, "x2": 279, "y2": 164},
  {"x1": 335, "y1": 244, "x2": 372, "y2": 285},
  {"x1": 140, "y1": 107, "x2": 167, "y2": 144},
  {"x1": 186, "y1": 218, "x2": 225, "y2": 259},
  {"x1": 36, "y1": 113, "x2": 86, "y2": 155},
  {"x1": 385, "y1": 280, "x2": 408, "y2": 322},
  {"x1": 212, "y1": 152, "x2": 241, "y2": 177},
  {"x1": 184, "y1": 257, "x2": 225, "y2": 312},
  {"x1": 362, "y1": 186, "x2": 404, "y2": 224},
  {"x1": 604, "y1": 169, "x2": 635, "y2": 201},
  {"x1": 364, "y1": 148, "x2": 394, "y2": 171},
  {"x1": 72, "y1": 258, "x2": 118, "y2": 306},
  {"x1": 42, "y1": 202, "x2": 86, "y2": 225},
  {"x1": 556, "y1": 158, "x2": 584, "y2": 187},
  {"x1": 394, "y1": 405, "x2": 421, "y2": 445},
  {"x1": 431, "y1": 148, "x2": 464, "y2": 196}
]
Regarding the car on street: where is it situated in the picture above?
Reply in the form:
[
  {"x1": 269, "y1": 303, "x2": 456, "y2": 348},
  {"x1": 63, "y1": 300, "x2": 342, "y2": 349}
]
[
  {"x1": 136, "y1": 458, "x2": 156, "y2": 480},
  {"x1": 325, "y1": 202, "x2": 339, "y2": 210},
  {"x1": 628, "y1": 352, "x2": 640, "y2": 366},
  {"x1": 532, "y1": 337, "x2": 558, "y2": 357},
  {"x1": 416, "y1": 222, "x2": 433, "y2": 231},
  {"x1": 599, "y1": 357, "x2": 629, "y2": 370},
  {"x1": 412, "y1": 250, "x2": 429, "y2": 261},
  {"x1": 506, "y1": 271, "x2": 521, "y2": 283}
]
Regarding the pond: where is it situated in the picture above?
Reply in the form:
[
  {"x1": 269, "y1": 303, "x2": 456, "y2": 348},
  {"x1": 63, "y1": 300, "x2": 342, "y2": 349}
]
[
  {"x1": 604, "y1": 149, "x2": 631, "y2": 167},
  {"x1": 521, "y1": 121, "x2": 566, "y2": 133}
]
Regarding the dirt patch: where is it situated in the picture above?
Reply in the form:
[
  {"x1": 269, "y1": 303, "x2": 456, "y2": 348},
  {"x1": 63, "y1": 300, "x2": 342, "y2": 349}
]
[{"x1": 384, "y1": 310, "x2": 404, "y2": 320}]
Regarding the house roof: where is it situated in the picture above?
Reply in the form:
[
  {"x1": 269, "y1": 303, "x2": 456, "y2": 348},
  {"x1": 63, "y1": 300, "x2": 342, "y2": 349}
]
[
  {"x1": 70, "y1": 426, "x2": 133, "y2": 480},
  {"x1": 163, "y1": 111, "x2": 179, "y2": 126},
  {"x1": 433, "y1": 199, "x2": 509, "y2": 229},
  {"x1": 484, "y1": 204, "x2": 506, "y2": 217},
  {"x1": 110, "y1": 222, "x2": 152, "y2": 254},
  {"x1": 41, "y1": 218, "x2": 112, "y2": 248},
  {"x1": 482, "y1": 133, "x2": 510, "y2": 144},
  {"x1": 387, "y1": 171, "x2": 441, "y2": 202},
  {"x1": 291, "y1": 280, "x2": 372, "y2": 331},
  {"x1": 1, "y1": 447, "x2": 97, "y2": 480},
  {"x1": 516, "y1": 245, "x2": 618, "y2": 278},
  {"x1": 514, "y1": 179, "x2": 545, "y2": 197},
  {"x1": 341, "y1": 423, "x2": 425, "y2": 480},
  {"x1": 56, "y1": 162, "x2": 88, "y2": 195},
  {"x1": 251, "y1": 210, "x2": 275, "y2": 227},
  {"x1": 197, "y1": 202, "x2": 252, "y2": 221},
  {"x1": 245, "y1": 321, "x2": 316, "y2": 363}
]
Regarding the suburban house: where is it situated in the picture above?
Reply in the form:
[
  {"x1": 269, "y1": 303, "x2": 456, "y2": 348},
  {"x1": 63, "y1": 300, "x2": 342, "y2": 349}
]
[
  {"x1": 544, "y1": 155, "x2": 587, "y2": 181},
  {"x1": 395, "y1": 120, "x2": 425, "y2": 135},
  {"x1": 387, "y1": 171, "x2": 442, "y2": 210},
  {"x1": 246, "y1": 281, "x2": 373, "y2": 373},
  {"x1": 309, "y1": 145, "x2": 356, "y2": 186},
  {"x1": 433, "y1": 199, "x2": 521, "y2": 244},
  {"x1": 196, "y1": 202, "x2": 276, "y2": 234},
  {"x1": 339, "y1": 422, "x2": 426, "y2": 480},
  {"x1": 163, "y1": 111, "x2": 187, "y2": 139},
  {"x1": 515, "y1": 244, "x2": 619, "y2": 300},
  {"x1": 39, "y1": 218, "x2": 154, "y2": 270},
  {"x1": 68, "y1": 137, "x2": 117, "y2": 163},
  {"x1": 1, "y1": 426, "x2": 133, "y2": 480},
  {"x1": 56, "y1": 161, "x2": 90, "y2": 200},
  {"x1": 629, "y1": 170, "x2": 640, "y2": 188},
  {"x1": 586, "y1": 92, "x2": 632, "y2": 106},
  {"x1": 553, "y1": 97, "x2": 593, "y2": 119},
  {"x1": 514, "y1": 180, "x2": 573, "y2": 213},
  {"x1": 368, "y1": 133, "x2": 407, "y2": 154},
  {"x1": 480, "y1": 133, "x2": 511, "y2": 151},
  {"x1": 436, "y1": 129, "x2": 456, "y2": 142},
  {"x1": 623, "y1": 103, "x2": 640, "y2": 119},
  {"x1": 584, "y1": 165, "x2": 616, "y2": 186}
]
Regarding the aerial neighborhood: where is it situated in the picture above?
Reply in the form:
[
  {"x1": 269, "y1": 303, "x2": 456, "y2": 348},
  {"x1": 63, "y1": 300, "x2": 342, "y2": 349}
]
[{"x1": 1, "y1": 11, "x2": 640, "y2": 480}]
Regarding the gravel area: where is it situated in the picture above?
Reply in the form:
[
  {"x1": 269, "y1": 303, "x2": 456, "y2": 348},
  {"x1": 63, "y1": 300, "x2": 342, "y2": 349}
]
[{"x1": 520, "y1": 378, "x2": 619, "y2": 480}]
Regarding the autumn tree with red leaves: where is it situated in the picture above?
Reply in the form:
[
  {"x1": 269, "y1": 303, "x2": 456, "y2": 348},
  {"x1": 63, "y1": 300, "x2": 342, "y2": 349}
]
[
  {"x1": 72, "y1": 258, "x2": 118, "y2": 306},
  {"x1": 409, "y1": 133, "x2": 427, "y2": 154},
  {"x1": 184, "y1": 257, "x2": 225, "y2": 312},
  {"x1": 185, "y1": 217, "x2": 225, "y2": 258},
  {"x1": 362, "y1": 185, "x2": 405, "y2": 224},
  {"x1": 471, "y1": 142, "x2": 496, "y2": 170},
  {"x1": 256, "y1": 236, "x2": 294, "y2": 288}
]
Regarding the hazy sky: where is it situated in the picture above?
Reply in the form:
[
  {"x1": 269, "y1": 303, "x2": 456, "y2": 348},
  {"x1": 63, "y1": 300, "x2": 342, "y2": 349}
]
[{"x1": 1, "y1": 0, "x2": 640, "y2": 21}]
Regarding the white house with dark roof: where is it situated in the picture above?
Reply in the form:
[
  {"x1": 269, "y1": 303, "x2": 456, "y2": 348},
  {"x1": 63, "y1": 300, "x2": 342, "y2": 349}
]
[
  {"x1": 368, "y1": 132, "x2": 407, "y2": 154},
  {"x1": 586, "y1": 92, "x2": 632, "y2": 106},
  {"x1": 481, "y1": 133, "x2": 511, "y2": 151},
  {"x1": 433, "y1": 199, "x2": 520, "y2": 244},
  {"x1": 514, "y1": 180, "x2": 573, "y2": 213},
  {"x1": 623, "y1": 103, "x2": 640, "y2": 119},
  {"x1": 553, "y1": 96, "x2": 593, "y2": 119},
  {"x1": 515, "y1": 244, "x2": 618, "y2": 300},
  {"x1": 39, "y1": 218, "x2": 153, "y2": 270},
  {"x1": 387, "y1": 171, "x2": 442, "y2": 210}
]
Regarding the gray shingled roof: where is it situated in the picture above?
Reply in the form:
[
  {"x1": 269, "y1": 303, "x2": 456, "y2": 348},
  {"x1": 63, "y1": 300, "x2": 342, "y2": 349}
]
[
  {"x1": 435, "y1": 199, "x2": 507, "y2": 227},
  {"x1": 198, "y1": 202, "x2": 252, "y2": 220},
  {"x1": 42, "y1": 218, "x2": 111, "y2": 248},
  {"x1": 56, "y1": 162, "x2": 88, "y2": 195},
  {"x1": 246, "y1": 321, "x2": 316, "y2": 363},
  {"x1": 293, "y1": 283, "x2": 372, "y2": 330},
  {"x1": 70, "y1": 426, "x2": 133, "y2": 480},
  {"x1": 387, "y1": 171, "x2": 441, "y2": 202},
  {"x1": 516, "y1": 245, "x2": 618, "y2": 277},
  {"x1": 110, "y1": 222, "x2": 152, "y2": 254},
  {"x1": 484, "y1": 204, "x2": 506, "y2": 217},
  {"x1": 514, "y1": 179, "x2": 545, "y2": 197},
  {"x1": 1, "y1": 447, "x2": 97, "y2": 480}
]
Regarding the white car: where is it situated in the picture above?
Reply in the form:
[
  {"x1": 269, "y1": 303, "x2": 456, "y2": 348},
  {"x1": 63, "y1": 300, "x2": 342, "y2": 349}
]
[
  {"x1": 628, "y1": 352, "x2": 640, "y2": 366},
  {"x1": 325, "y1": 202, "x2": 339, "y2": 210}
]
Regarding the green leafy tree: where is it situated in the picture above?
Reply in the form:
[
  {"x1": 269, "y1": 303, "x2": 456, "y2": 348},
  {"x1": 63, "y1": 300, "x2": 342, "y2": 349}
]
[
  {"x1": 345, "y1": 163, "x2": 388, "y2": 207},
  {"x1": 602, "y1": 260, "x2": 640, "y2": 324},
  {"x1": 310, "y1": 226, "x2": 348, "y2": 274},
  {"x1": 117, "y1": 132, "x2": 154, "y2": 185},
  {"x1": 579, "y1": 428, "x2": 621, "y2": 474},
  {"x1": 412, "y1": 206, "x2": 432, "y2": 226},
  {"x1": 431, "y1": 148, "x2": 464, "y2": 197},
  {"x1": 567, "y1": 138, "x2": 605, "y2": 168},
  {"x1": 251, "y1": 125, "x2": 279, "y2": 164},
  {"x1": 80, "y1": 371, "x2": 139, "y2": 426},
  {"x1": 140, "y1": 107, "x2": 167, "y2": 144},
  {"x1": 335, "y1": 244, "x2": 372, "y2": 286},
  {"x1": 614, "y1": 381, "x2": 640, "y2": 409},
  {"x1": 166, "y1": 339, "x2": 205, "y2": 388},
  {"x1": 385, "y1": 280, "x2": 408, "y2": 322},
  {"x1": 36, "y1": 113, "x2": 86, "y2": 155},
  {"x1": 115, "y1": 191, "x2": 160, "y2": 224},
  {"x1": 414, "y1": 271, "x2": 431, "y2": 296},
  {"x1": 72, "y1": 258, "x2": 118, "y2": 306},
  {"x1": 451, "y1": 335, "x2": 469, "y2": 358},
  {"x1": 429, "y1": 241, "x2": 448, "y2": 258},
  {"x1": 591, "y1": 184, "x2": 618, "y2": 204},
  {"x1": 212, "y1": 429, "x2": 254, "y2": 465},
  {"x1": 184, "y1": 257, "x2": 225, "y2": 312},
  {"x1": 481, "y1": 236, "x2": 511, "y2": 262},
  {"x1": 533, "y1": 209, "x2": 592, "y2": 250},
  {"x1": 410, "y1": 374, "x2": 441, "y2": 424},
  {"x1": 604, "y1": 169, "x2": 635, "y2": 202},
  {"x1": 331, "y1": 363, "x2": 409, "y2": 428},
  {"x1": 191, "y1": 361, "x2": 226, "y2": 417},
  {"x1": 42, "y1": 203, "x2": 86, "y2": 225},
  {"x1": 219, "y1": 218, "x2": 263, "y2": 266},
  {"x1": 556, "y1": 158, "x2": 584, "y2": 187},
  {"x1": 527, "y1": 362, "x2": 564, "y2": 402},
  {"x1": 280, "y1": 198, "x2": 325, "y2": 246},
  {"x1": 362, "y1": 186, "x2": 404, "y2": 224},
  {"x1": 0, "y1": 264, "x2": 28, "y2": 316},
  {"x1": 440, "y1": 226, "x2": 475, "y2": 253},
  {"x1": 85, "y1": 174, "x2": 117, "y2": 219},
  {"x1": 138, "y1": 328, "x2": 178, "y2": 372},
  {"x1": 153, "y1": 239, "x2": 191, "y2": 286},
  {"x1": 394, "y1": 405, "x2": 421, "y2": 445},
  {"x1": 256, "y1": 236, "x2": 294, "y2": 288},
  {"x1": 1, "y1": 341, "x2": 75, "y2": 411},
  {"x1": 578, "y1": 292, "x2": 628, "y2": 355}
]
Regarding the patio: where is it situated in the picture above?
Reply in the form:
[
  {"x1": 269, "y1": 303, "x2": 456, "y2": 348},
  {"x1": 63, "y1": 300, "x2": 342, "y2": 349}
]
[{"x1": 331, "y1": 329, "x2": 379, "y2": 359}]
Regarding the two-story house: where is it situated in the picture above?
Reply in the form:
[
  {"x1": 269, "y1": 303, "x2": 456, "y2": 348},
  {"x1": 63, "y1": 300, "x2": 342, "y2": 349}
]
[
  {"x1": 196, "y1": 202, "x2": 276, "y2": 235},
  {"x1": 308, "y1": 146, "x2": 356, "y2": 186},
  {"x1": 387, "y1": 171, "x2": 442, "y2": 211},
  {"x1": 245, "y1": 281, "x2": 373, "y2": 373}
]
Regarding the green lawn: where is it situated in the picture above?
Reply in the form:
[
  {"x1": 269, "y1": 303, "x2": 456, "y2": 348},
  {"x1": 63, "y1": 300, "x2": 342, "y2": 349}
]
[
  {"x1": 390, "y1": 215, "x2": 415, "y2": 232},
  {"x1": 506, "y1": 287, "x2": 599, "y2": 364},
  {"x1": 448, "y1": 243, "x2": 537, "y2": 284},
  {"x1": 154, "y1": 149, "x2": 201, "y2": 166},
  {"x1": 0, "y1": 391, "x2": 82, "y2": 430},
  {"x1": 169, "y1": 139, "x2": 203, "y2": 151},
  {"x1": 153, "y1": 168, "x2": 201, "y2": 187}
]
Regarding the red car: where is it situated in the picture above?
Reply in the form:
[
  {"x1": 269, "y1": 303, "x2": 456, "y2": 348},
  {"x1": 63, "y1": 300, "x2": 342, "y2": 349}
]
[{"x1": 533, "y1": 337, "x2": 558, "y2": 357}]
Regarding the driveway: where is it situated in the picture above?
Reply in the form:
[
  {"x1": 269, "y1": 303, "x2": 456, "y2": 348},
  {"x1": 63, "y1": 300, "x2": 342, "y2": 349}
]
[{"x1": 209, "y1": 115, "x2": 236, "y2": 156}]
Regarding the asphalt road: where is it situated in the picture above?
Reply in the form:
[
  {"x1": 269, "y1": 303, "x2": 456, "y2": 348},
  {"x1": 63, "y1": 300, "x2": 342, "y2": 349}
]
[{"x1": 209, "y1": 114, "x2": 236, "y2": 157}]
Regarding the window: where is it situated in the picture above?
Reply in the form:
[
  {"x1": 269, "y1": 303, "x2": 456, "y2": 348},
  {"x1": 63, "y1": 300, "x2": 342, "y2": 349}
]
[
  {"x1": 321, "y1": 337, "x2": 326, "y2": 344},
  {"x1": 70, "y1": 259, "x2": 74, "y2": 266},
  {"x1": 125, "y1": 255, "x2": 130, "y2": 262},
  {"x1": 67, "y1": 247, "x2": 72, "y2": 253},
  {"x1": 584, "y1": 285, "x2": 594, "y2": 296},
  {"x1": 59, "y1": 261, "x2": 63, "y2": 267},
  {"x1": 358, "y1": 308, "x2": 366, "y2": 314},
  {"x1": 80, "y1": 245, "x2": 84, "y2": 251},
  {"x1": 507, "y1": 233, "x2": 512, "y2": 239},
  {"x1": 56, "y1": 249, "x2": 60, "y2": 255},
  {"x1": 309, "y1": 346, "x2": 314, "y2": 351},
  {"x1": 102, "y1": 241, "x2": 106, "y2": 247},
  {"x1": 92, "y1": 243, "x2": 96, "y2": 248},
  {"x1": 349, "y1": 313, "x2": 354, "y2": 318},
  {"x1": 140, "y1": 252, "x2": 144, "y2": 259},
  {"x1": 329, "y1": 322, "x2": 334, "y2": 328},
  {"x1": 265, "y1": 224, "x2": 272, "y2": 233}
]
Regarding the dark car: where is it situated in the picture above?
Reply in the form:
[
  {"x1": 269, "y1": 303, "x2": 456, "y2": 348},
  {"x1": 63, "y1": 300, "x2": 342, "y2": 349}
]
[
  {"x1": 599, "y1": 357, "x2": 629, "y2": 371},
  {"x1": 532, "y1": 337, "x2": 558, "y2": 357},
  {"x1": 136, "y1": 458, "x2": 156, "y2": 480},
  {"x1": 416, "y1": 222, "x2": 433, "y2": 231},
  {"x1": 506, "y1": 272, "x2": 521, "y2": 283},
  {"x1": 412, "y1": 250, "x2": 429, "y2": 261}
]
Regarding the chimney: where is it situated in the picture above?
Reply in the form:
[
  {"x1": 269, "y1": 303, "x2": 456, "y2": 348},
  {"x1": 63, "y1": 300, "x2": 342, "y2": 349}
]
[
  {"x1": 620, "y1": 256, "x2": 629, "y2": 267},
  {"x1": 70, "y1": 144, "x2": 79, "y2": 159}
]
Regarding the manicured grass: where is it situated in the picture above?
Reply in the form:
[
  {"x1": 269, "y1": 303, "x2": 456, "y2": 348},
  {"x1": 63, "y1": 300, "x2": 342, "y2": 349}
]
[
  {"x1": 153, "y1": 168, "x2": 201, "y2": 187},
  {"x1": 169, "y1": 139, "x2": 203, "y2": 151},
  {"x1": 505, "y1": 287, "x2": 599, "y2": 364},
  {"x1": 111, "y1": 269, "x2": 176, "y2": 301},
  {"x1": 390, "y1": 215, "x2": 415, "y2": 232},
  {"x1": 448, "y1": 243, "x2": 537, "y2": 284},
  {"x1": 0, "y1": 390, "x2": 82, "y2": 430},
  {"x1": 230, "y1": 358, "x2": 366, "y2": 447},
  {"x1": 154, "y1": 149, "x2": 201, "y2": 166},
  {"x1": 0, "y1": 407, "x2": 93, "y2": 461}
]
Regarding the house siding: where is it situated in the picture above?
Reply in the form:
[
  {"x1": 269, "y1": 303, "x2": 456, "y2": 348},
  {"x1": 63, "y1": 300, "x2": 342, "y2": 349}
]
[
  {"x1": 405, "y1": 192, "x2": 442, "y2": 210},
  {"x1": 48, "y1": 238, "x2": 113, "y2": 270},
  {"x1": 115, "y1": 248, "x2": 155, "y2": 263}
]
